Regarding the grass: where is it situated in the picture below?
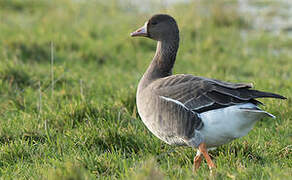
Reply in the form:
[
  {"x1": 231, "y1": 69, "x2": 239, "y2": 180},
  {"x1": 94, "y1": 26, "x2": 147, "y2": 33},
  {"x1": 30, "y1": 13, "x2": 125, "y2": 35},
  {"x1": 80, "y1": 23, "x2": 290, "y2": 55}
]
[{"x1": 0, "y1": 0, "x2": 291, "y2": 179}]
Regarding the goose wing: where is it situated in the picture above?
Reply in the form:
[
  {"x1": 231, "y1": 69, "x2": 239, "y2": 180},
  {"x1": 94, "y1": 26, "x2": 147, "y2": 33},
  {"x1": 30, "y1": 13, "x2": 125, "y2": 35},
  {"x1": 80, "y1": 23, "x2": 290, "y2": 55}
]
[{"x1": 151, "y1": 74, "x2": 286, "y2": 113}]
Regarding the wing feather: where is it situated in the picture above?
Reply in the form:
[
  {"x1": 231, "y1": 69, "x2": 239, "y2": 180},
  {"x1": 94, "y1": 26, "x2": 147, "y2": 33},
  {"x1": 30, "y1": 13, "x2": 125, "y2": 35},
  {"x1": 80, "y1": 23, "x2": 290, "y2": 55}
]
[{"x1": 151, "y1": 74, "x2": 285, "y2": 113}]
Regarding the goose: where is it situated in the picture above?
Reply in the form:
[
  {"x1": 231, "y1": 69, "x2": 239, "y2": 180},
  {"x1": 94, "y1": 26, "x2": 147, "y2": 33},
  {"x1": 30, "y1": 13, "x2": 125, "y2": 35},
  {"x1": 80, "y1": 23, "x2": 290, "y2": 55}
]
[{"x1": 130, "y1": 14, "x2": 286, "y2": 171}]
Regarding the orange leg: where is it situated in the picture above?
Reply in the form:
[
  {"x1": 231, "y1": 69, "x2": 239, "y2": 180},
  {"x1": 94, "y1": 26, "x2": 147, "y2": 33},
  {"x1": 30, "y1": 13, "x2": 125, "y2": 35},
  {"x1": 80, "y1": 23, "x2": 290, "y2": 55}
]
[
  {"x1": 198, "y1": 143, "x2": 216, "y2": 170},
  {"x1": 193, "y1": 151, "x2": 203, "y2": 172}
]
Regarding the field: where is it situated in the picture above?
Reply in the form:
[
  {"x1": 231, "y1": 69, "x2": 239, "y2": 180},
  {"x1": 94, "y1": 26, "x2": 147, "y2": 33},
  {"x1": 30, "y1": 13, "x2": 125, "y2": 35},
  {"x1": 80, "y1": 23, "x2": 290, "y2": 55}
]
[{"x1": 0, "y1": 0, "x2": 291, "y2": 179}]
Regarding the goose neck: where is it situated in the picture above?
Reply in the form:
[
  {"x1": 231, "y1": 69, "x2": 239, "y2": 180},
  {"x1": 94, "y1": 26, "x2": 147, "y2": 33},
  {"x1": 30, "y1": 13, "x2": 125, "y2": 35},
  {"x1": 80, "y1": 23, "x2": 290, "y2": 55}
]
[{"x1": 144, "y1": 39, "x2": 179, "y2": 81}]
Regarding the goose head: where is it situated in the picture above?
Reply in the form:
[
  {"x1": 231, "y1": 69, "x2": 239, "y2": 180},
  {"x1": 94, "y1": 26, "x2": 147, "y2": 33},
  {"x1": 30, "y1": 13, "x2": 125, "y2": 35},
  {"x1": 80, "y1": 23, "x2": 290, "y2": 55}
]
[{"x1": 131, "y1": 14, "x2": 179, "y2": 42}]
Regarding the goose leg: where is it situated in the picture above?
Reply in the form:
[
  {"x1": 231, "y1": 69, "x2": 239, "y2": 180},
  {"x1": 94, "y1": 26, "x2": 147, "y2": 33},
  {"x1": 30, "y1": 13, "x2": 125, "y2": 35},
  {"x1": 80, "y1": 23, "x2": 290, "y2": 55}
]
[
  {"x1": 198, "y1": 143, "x2": 216, "y2": 170},
  {"x1": 193, "y1": 150, "x2": 202, "y2": 172}
]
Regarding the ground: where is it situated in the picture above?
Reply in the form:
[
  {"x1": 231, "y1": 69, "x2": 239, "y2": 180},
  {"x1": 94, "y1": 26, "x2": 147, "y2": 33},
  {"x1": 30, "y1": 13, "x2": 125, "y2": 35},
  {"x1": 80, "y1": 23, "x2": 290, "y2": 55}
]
[{"x1": 0, "y1": 0, "x2": 291, "y2": 179}]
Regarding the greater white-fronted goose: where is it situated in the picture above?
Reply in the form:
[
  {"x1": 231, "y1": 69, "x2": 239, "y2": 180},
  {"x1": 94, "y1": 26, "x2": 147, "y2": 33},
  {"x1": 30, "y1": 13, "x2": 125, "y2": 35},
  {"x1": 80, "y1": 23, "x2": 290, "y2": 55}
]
[{"x1": 130, "y1": 14, "x2": 286, "y2": 172}]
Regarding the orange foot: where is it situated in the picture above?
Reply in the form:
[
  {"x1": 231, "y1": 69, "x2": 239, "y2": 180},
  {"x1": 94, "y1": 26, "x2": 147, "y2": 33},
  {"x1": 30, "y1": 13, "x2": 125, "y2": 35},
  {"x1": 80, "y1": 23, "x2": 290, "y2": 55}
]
[
  {"x1": 198, "y1": 143, "x2": 216, "y2": 170},
  {"x1": 193, "y1": 151, "x2": 202, "y2": 172}
]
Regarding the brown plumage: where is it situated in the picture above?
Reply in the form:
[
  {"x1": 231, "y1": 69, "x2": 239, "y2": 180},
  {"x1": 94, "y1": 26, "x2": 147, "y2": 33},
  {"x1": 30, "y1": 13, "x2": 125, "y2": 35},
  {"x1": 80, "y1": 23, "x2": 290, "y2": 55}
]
[
  {"x1": 130, "y1": 14, "x2": 286, "y2": 172},
  {"x1": 152, "y1": 75, "x2": 285, "y2": 113}
]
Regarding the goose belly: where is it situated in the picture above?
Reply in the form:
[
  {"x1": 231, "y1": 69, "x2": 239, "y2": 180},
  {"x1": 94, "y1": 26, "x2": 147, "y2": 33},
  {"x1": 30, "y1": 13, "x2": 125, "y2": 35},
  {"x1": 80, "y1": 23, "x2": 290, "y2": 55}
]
[{"x1": 198, "y1": 103, "x2": 272, "y2": 148}]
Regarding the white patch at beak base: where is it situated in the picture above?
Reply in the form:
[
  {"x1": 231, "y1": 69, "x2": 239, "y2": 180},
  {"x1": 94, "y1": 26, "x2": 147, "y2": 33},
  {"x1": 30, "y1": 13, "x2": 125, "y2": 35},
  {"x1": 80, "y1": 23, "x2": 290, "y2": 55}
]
[{"x1": 130, "y1": 21, "x2": 148, "y2": 37}]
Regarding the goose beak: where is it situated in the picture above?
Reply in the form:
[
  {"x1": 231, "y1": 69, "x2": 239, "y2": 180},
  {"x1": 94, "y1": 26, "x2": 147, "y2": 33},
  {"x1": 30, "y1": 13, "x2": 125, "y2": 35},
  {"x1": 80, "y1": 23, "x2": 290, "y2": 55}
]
[{"x1": 130, "y1": 22, "x2": 148, "y2": 37}]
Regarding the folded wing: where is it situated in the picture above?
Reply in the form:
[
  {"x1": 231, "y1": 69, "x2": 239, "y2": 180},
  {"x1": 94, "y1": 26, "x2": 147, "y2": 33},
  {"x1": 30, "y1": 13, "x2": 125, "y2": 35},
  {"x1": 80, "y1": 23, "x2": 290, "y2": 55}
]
[{"x1": 151, "y1": 74, "x2": 286, "y2": 113}]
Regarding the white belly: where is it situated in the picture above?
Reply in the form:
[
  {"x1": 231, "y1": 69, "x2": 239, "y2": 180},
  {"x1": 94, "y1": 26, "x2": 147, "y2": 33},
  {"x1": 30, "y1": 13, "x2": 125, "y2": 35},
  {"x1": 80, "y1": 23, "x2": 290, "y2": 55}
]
[{"x1": 198, "y1": 103, "x2": 274, "y2": 148}]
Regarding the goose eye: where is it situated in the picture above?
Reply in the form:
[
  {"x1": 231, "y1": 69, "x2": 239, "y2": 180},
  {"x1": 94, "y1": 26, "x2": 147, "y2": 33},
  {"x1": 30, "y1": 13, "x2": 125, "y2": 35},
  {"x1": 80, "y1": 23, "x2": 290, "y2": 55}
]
[{"x1": 151, "y1": 21, "x2": 158, "y2": 25}]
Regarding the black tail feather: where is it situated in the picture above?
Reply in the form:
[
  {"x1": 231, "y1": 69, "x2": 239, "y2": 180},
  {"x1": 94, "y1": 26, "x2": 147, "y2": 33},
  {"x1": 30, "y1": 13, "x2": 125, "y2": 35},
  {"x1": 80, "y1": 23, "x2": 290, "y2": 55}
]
[{"x1": 250, "y1": 90, "x2": 287, "y2": 100}]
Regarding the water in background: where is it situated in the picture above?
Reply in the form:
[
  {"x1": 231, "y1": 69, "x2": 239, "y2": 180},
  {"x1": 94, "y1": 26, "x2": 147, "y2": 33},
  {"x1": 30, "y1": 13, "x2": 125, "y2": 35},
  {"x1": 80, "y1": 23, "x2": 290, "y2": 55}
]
[
  {"x1": 127, "y1": 0, "x2": 292, "y2": 36},
  {"x1": 239, "y1": 0, "x2": 292, "y2": 35}
]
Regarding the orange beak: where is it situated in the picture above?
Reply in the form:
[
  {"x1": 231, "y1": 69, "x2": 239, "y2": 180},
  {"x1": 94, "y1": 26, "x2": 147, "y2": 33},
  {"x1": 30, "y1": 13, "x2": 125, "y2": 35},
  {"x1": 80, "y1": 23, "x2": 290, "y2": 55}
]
[{"x1": 130, "y1": 22, "x2": 148, "y2": 37}]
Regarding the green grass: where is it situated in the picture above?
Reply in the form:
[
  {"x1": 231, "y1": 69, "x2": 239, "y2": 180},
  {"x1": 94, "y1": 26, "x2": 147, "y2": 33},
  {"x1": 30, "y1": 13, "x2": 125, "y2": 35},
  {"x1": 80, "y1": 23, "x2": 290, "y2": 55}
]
[{"x1": 0, "y1": 0, "x2": 291, "y2": 179}]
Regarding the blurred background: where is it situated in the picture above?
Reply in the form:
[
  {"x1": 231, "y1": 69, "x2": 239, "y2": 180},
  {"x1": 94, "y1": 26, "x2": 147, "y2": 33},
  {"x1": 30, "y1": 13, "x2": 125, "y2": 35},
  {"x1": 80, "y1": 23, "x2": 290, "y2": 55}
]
[{"x1": 0, "y1": 0, "x2": 291, "y2": 179}]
